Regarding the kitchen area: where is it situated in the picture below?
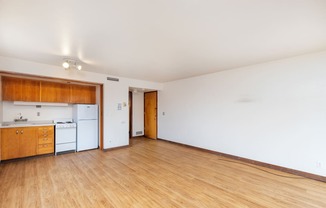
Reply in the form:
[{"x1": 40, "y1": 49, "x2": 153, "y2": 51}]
[{"x1": 0, "y1": 75, "x2": 102, "y2": 161}]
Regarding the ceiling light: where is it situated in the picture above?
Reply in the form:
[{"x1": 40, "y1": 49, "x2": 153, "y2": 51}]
[
  {"x1": 62, "y1": 58, "x2": 82, "y2": 71},
  {"x1": 62, "y1": 61, "x2": 70, "y2": 69}
]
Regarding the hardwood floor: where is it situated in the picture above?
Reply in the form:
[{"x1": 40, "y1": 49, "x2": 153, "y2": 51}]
[{"x1": 1, "y1": 137, "x2": 326, "y2": 208}]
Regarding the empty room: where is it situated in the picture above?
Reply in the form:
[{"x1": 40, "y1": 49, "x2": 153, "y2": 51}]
[{"x1": 1, "y1": 0, "x2": 326, "y2": 207}]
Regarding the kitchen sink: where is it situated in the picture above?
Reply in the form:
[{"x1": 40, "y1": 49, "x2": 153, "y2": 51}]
[
  {"x1": 1, "y1": 123, "x2": 29, "y2": 127},
  {"x1": 1, "y1": 123, "x2": 12, "y2": 127},
  {"x1": 1, "y1": 122, "x2": 53, "y2": 127}
]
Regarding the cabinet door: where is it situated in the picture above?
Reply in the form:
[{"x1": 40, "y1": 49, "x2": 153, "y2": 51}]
[
  {"x1": 41, "y1": 81, "x2": 70, "y2": 103},
  {"x1": 22, "y1": 79, "x2": 40, "y2": 102},
  {"x1": 2, "y1": 76, "x2": 22, "y2": 101},
  {"x1": 19, "y1": 127, "x2": 37, "y2": 158},
  {"x1": 70, "y1": 84, "x2": 96, "y2": 104},
  {"x1": 1, "y1": 128, "x2": 20, "y2": 160}
]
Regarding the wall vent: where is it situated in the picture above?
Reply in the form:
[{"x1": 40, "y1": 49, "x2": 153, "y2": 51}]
[
  {"x1": 107, "y1": 77, "x2": 119, "y2": 82},
  {"x1": 136, "y1": 131, "x2": 143, "y2": 135}
]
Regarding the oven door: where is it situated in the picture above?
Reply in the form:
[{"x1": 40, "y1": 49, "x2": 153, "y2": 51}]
[{"x1": 55, "y1": 127, "x2": 76, "y2": 144}]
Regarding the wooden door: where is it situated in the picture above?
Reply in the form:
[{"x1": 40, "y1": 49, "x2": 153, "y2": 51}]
[
  {"x1": 21, "y1": 79, "x2": 40, "y2": 102},
  {"x1": 41, "y1": 81, "x2": 70, "y2": 103},
  {"x1": 1, "y1": 128, "x2": 20, "y2": 160},
  {"x1": 144, "y1": 91, "x2": 157, "y2": 139},
  {"x1": 70, "y1": 84, "x2": 96, "y2": 104},
  {"x1": 2, "y1": 76, "x2": 22, "y2": 101},
  {"x1": 19, "y1": 127, "x2": 37, "y2": 157}
]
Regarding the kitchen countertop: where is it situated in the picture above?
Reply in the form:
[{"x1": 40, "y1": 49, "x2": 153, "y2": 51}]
[{"x1": 0, "y1": 120, "x2": 55, "y2": 128}]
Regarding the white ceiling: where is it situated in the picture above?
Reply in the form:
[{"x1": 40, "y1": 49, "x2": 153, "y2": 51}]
[{"x1": 1, "y1": 0, "x2": 326, "y2": 82}]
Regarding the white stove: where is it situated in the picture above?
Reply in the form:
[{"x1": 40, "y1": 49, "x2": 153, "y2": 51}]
[
  {"x1": 54, "y1": 119, "x2": 77, "y2": 155},
  {"x1": 55, "y1": 121, "x2": 77, "y2": 128}
]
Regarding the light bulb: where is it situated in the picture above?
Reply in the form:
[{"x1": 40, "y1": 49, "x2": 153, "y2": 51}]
[
  {"x1": 77, "y1": 65, "x2": 82, "y2": 70},
  {"x1": 62, "y1": 61, "x2": 70, "y2": 69}
]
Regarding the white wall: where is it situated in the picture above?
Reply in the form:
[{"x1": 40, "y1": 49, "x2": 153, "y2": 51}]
[
  {"x1": 159, "y1": 51, "x2": 326, "y2": 177},
  {"x1": 0, "y1": 56, "x2": 163, "y2": 149},
  {"x1": 132, "y1": 91, "x2": 144, "y2": 136},
  {"x1": 2, "y1": 101, "x2": 73, "y2": 122}
]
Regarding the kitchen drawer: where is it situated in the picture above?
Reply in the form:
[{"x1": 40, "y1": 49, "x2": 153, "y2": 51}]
[
  {"x1": 38, "y1": 128, "x2": 54, "y2": 136},
  {"x1": 38, "y1": 143, "x2": 54, "y2": 155},
  {"x1": 38, "y1": 132, "x2": 54, "y2": 138},
  {"x1": 38, "y1": 136, "x2": 53, "y2": 145}
]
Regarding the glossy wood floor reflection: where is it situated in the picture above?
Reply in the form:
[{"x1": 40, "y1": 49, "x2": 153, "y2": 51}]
[{"x1": 1, "y1": 137, "x2": 326, "y2": 208}]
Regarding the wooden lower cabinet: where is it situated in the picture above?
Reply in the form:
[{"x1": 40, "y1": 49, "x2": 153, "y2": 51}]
[
  {"x1": 0, "y1": 126, "x2": 54, "y2": 160},
  {"x1": 1, "y1": 128, "x2": 21, "y2": 160},
  {"x1": 37, "y1": 126, "x2": 54, "y2": 155},
  {"x1": 19, "y1": 127, "x2": 37, "y2": 158}
]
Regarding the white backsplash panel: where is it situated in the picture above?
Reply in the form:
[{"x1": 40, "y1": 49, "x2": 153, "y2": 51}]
[{"x1": 2, "y1": 101, "x2": 73, "y2": 122}]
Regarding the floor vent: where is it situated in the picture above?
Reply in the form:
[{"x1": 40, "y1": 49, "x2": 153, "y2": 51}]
[
  {"x1": 136, "y1": 131, "x2": 143, "y2": 135},
  {"x1": 107, "y1": 77, "x2": 119, "y2": 82}
]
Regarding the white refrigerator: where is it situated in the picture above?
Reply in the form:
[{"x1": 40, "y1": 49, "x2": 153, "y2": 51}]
[{"x1": 73, "y1": 104, "x2": 98, "y2": 151}]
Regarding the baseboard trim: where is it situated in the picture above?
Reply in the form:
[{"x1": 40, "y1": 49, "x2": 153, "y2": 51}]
[
  {"x1": 157, "y1": 138, "x2": 326, "y2": 183},
  {"x1": 103, "y1": 145, "x2": 129, "y2": 151}
]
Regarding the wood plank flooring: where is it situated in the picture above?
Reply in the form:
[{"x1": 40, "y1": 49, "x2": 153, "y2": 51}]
[{"x1": 1, "y1": 137, "x2": 326, "y2": 207}]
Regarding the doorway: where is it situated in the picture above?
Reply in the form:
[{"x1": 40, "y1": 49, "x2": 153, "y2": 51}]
[
  {"x1": 129, "y1": 91, "x2": 133, "y2": 138},
  {"x1": 144, "y1": 91, "x2": 157, "y2": 139}
]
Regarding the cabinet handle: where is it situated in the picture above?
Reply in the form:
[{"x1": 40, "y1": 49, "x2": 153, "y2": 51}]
[
  {"x1": 16, "y1": 130, "x2": 19, "y2": 134},
  {"x1": 21, "y1": 130, "x2": 24, "y2": 134},
  {"x1": 43, "y1": 138, "x2": 48, "y2": 140}
]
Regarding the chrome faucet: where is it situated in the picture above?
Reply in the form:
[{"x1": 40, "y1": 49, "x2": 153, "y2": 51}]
[{"x1": 14, "y1": 113, "x2": 28, "y2": 122}]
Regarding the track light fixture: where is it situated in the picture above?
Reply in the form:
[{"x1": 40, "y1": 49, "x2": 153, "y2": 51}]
[{"x1": 62, "y1": 58, "x2": 82, "y2": 70}]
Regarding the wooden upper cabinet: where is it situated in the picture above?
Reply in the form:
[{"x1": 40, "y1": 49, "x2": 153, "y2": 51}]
[
  {"x1": 70, "y1": 84, "x2": 96, "y2": 104},
  {"x1": 22, "y1": 79, "x2": 40, "y2": 102},
  {"x1": 40, "y1": 81, "x2": 70, "y2": 103},
  {"x1": 2, "y1": 76, "x2": 96, "y2": 104},
  {"x1": 2, "y1": 76, "x2": 23, "y2": 101},
  {"x1": 2, "y1": 76, "x2": 40, "y2": 102}
]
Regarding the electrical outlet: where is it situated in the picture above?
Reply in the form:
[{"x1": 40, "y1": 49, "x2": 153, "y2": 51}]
[
  {"x1": 316, "y1": 161, "x2": 322, "y2": 168},
  {"x1": 37, "y1": 112, "x2": 40, "y2": 116}
]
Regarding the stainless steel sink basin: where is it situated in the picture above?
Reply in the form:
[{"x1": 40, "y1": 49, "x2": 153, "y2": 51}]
[
  {"x1": 1, "y1": 123, "x2": 12, "y2": 127},
  {"x1": 0, "y1": 121, "x2": 53, "y2": 128},
  {"x1": 2, "y1": 123, "x2": 27, "y2": 127},
  {"x1": 1, "y1": 122, "x2": 53, "y2": 127}
]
